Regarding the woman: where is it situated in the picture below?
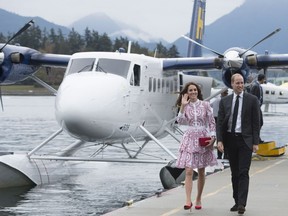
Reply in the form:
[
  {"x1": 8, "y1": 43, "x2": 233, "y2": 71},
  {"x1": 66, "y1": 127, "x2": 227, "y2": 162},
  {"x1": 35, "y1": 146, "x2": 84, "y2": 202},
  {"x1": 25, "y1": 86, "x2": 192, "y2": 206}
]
[{"x1": 175, "y1": 82, "x2": 217, "y2": 211}]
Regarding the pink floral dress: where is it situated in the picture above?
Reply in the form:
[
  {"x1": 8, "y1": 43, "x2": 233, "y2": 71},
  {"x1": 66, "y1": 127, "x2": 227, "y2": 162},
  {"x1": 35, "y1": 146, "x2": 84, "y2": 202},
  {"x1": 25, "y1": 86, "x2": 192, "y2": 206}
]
[{"x1": 176, "y1": 99, "x2": 217, "y2": 169}]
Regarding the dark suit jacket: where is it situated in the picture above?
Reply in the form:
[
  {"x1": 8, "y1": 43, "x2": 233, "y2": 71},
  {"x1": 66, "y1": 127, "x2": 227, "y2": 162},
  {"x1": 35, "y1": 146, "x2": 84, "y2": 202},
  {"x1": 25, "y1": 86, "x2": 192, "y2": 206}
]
[
  {"x1": 216, "y1": 92, "x2": 260, "y2": 149},
  {"x1": 250, "y1": 81, "x2": 263, "y2": 106}
]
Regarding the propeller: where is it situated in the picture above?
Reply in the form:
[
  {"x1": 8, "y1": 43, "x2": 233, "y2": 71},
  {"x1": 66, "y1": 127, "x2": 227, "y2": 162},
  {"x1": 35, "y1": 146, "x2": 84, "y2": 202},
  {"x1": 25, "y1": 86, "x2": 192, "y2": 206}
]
[
  {"x1": 183, "y1": 28, "x2": 281, "y2": 70},
  {"x1": 0, "y1": 19, "x2": 34, "y2": 111},
  {"x1": 0, "y1": 87, "x2": 3, "y2": 111},
  {"x1": 182, "y1": 35, "x2": 224, "y2": 57},
  {"x1": 0, "y1": 19, "x2": 34, "y2": 52},
  {"x1": 239, "y1": 28, "x2": 281, "y2": 57},
  {"x1": 182, "y1": 28, "x2": 281, "y2": 89}
]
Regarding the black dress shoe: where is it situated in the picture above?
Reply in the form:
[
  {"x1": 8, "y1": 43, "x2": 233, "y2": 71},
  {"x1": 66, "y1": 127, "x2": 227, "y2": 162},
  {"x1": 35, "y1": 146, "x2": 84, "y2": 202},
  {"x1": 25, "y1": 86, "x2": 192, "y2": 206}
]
[
  {"x1": 230, "y1": 204, "x2": 238, "y2": 212},
  {"x1": 238, "y1": 205, "x2": 246, "y2": 214}
]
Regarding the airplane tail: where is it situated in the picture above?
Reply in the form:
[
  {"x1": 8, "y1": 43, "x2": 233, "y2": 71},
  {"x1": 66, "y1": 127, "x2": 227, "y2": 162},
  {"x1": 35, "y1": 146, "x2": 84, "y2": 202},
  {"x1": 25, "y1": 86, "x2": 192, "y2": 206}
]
[{"x1": 187, "y1": 0, "x2": 206, "y2": 57}]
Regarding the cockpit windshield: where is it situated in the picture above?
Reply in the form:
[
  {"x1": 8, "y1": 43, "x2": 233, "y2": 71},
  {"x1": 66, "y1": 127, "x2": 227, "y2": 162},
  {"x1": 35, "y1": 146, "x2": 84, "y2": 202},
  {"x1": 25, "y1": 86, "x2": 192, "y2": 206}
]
[
  {"x1": 66, "y1": 58, "x2": 131, "y2": 78},
  {"x1": 67, "y1": 58, "x2": 95, "y2": 74},
  {"x1": 96, "y1": 58, "x2": 130, "y2": 78}
]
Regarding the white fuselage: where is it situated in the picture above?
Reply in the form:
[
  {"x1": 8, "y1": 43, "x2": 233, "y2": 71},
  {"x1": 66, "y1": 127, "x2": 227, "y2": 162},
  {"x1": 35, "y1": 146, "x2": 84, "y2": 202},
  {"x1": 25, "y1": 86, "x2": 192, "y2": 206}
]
[
  {"x1": 55, "y1": 52, "x2": 179, "y2": 143},
  {"x1": 262, "y1": 82, "x2": 288, "y2": 104}
]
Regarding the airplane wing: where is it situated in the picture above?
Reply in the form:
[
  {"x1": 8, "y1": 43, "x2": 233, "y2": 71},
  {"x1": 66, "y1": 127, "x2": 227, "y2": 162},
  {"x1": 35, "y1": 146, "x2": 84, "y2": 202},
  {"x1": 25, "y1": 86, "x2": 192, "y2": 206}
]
[
  {"x1": 162, "y1": 52, "x2": 288, "y2": 89},
  {"x1": 162, "y1": 56, "x2": 221, "y2": 70},
  {"x1": 30, "y1": 53, "x2": 71, "y2": 67},
  {"x1": 0, "y1": 19, "x2": 71, "y2": 85},
  {"x1": 163, "y1": 54, "x2": 288, "y2": 71},
  {"x1": 0, "y1": 44, "x2": 70, "y2": 85},
  {"x1": 247, "y1": 54, "x2": 288, "y2": 68}
]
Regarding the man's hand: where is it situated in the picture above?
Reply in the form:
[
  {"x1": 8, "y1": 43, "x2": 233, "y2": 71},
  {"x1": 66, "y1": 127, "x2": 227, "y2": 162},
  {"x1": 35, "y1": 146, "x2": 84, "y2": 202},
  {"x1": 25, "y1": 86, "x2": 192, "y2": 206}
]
[
  {"x1": 253, "y1": 145, "x2": 259, "y2": 153},
  {"x1": 217, "y1": 141, "x2": 224, "y2": 153}
]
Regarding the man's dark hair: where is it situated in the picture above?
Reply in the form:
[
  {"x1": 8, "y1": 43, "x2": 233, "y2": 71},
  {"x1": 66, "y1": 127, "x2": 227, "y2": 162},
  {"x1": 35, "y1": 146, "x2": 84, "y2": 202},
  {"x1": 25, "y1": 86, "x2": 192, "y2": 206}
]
[{"x1": 258, "y1": 74, "x2": 265, "y2": 81}]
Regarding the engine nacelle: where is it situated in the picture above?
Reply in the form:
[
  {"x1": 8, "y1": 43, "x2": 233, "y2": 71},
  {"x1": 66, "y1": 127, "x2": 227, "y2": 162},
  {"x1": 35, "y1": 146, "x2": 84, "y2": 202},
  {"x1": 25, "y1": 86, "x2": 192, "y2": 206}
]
[
  {"x1": 221, "y1": 48, "x2": 256, "y2": 88},
  {"x1": 11, "y1": 52, "x2": 24, "y2": 63}
]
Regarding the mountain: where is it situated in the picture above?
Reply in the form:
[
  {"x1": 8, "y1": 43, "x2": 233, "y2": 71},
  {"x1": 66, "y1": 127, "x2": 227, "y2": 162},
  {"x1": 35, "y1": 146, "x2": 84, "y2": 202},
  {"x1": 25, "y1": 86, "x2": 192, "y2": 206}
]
[
  {"x1": 2, "y1": 0, "x2": 288, "y2": 56},
  {"x1": 0, "y1": 9, "x2": 70, "y2": 36},
  {"x1": 175, "y1": 0, "x2": 288, "y2": 56},
  {"x1": 69, "y1": 12, "x2": 166, "y2": 44},
  {"x1": 0, "y1": 8, "x2": 167, "y2": 48}
]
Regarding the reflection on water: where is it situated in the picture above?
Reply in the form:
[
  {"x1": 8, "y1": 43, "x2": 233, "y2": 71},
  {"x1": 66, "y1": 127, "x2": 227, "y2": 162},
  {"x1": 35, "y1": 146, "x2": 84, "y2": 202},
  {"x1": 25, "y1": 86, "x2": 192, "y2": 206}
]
[
  {"x1": 0, "y1": 96, "x2": 287, "y2": 215},
  {"x1": 0, "y1": 186, "x2": 34, "y2": 215}
]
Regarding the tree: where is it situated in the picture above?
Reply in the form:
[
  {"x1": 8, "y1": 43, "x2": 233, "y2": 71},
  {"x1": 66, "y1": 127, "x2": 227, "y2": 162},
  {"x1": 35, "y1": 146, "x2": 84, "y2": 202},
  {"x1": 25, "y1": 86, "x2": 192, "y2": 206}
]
[
  {"x1": 55, "y1": 29, "x2": 69, "y2": 54},
  {"x1": 0, "y1": 33, "x2": 6, "y2": 43},
  {"x1": 84, "y1": 28, "x2": 100, "y2": 51},
  {"x1": 167, "y1": 44, "x2": 179, "y2": 57},
  {"x1": 12, "y1": 26, "x2": 42, "y2": 49},
  {"x1": 155, "y1": 42, "x2": 168, "y2": 58},
  {"x1": 67, "y1": 28, "x2": 84, "y2": 54},
  {"x1": 131, "y1": 41, "x2": 149, "y2": 55},
  {"x1": 98, "y1": 33, "x2": 112, "y2": 51}
]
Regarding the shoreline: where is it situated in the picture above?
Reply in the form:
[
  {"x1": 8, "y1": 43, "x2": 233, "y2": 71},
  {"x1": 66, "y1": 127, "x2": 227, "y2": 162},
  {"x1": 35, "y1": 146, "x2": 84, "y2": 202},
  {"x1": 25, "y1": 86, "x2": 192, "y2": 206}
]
[
  {"x1": 2, "y1": 92, "x2": 54, "y2": 96},
  {"x1": 1, "y1": 85, "x2": 56, "y2": 96}
]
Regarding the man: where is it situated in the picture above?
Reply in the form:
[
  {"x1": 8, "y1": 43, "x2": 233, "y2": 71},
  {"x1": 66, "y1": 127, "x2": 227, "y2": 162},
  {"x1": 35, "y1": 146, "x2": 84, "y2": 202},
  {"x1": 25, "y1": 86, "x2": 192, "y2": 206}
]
[
  {"x1": 216, "y1": 74, "x2": 261, "y2": 215},
  {"x1": 250, "y1": 74, "x2": 265, "y2": 107},
  {"x1": 250, "y1": 74, "x2": 265, "y2": 142}
]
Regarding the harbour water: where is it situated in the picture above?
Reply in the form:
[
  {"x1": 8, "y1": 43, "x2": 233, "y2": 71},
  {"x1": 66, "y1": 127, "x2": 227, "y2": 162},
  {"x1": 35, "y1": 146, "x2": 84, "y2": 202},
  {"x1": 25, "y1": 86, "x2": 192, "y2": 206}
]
[{"x1": 0, "y1": 96, "x2": 287, "y2": 215}]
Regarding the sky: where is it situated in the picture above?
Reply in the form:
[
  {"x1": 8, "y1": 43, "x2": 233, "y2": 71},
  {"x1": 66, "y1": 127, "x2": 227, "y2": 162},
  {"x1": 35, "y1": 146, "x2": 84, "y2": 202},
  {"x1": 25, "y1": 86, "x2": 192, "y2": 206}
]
[{"x1": 0, "y1": 0, "x2": 245, "y2": 42}]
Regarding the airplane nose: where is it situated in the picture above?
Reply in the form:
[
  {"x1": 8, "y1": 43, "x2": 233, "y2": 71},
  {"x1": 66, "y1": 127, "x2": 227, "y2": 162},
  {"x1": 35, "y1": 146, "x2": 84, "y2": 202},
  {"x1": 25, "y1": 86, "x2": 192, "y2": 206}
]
[{"x1": 55, "y1": 73, "x2": 129, "y2": 140}]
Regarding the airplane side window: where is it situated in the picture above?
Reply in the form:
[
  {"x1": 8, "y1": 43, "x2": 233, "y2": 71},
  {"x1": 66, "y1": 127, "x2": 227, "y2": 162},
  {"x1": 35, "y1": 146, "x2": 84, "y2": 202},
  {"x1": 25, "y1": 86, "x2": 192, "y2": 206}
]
[
  {"x1": 170, "y1": 80, "x2": 173, "y2": 93},
  {"x1": 174, "y1": 78, "x2": 178, "y2": 92},
  {"x1": 280, "y1": 91, "x2": 284, "y2": 96},
  {"x1": 149, "y1": 77, "x2": 152, "y2": 92},
  {"x1": 179, "y1": 74, "x2": 183, "y2": 91},
  {"x1": 271, "y1": 91, "x2": 275, "y2": 95},
  {"x1": 157, "y1": 79, "x2": 161, "y2": 92},
  {"x1": 166, "y1": 80, "x2": 169, "y2": 93},
  {"x1": 133, "y1": 64, "x2": 141, "y2": 86},
  {"x1": 265, "y1": 90, "x2": 269, "y2": 94},
  {"x1": 162, "y1": 79, "x2": 165, "y2": 93},
  {"x1": 153, "y1": 78, "x2": 156, "y2": 92}
]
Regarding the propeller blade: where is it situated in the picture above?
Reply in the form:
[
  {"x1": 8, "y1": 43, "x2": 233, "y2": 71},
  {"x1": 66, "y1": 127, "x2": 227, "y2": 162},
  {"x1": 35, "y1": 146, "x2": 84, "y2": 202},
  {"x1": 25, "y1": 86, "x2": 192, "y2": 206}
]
[
  {"x1": 182, "y1": 35, "x2": 224, "y2": 57},
  {"x1": 205, "y1": 87, "x2": 229, "y2": 101},
  {"x1": 0, "y1": 19, "x2": 34, "y2": 52},
  {"x1": 0, "y1": 87, "x2": 4, "y2": 111},
  {"x1": 239, "y1": 28, "x2": 281, "y2": 57}
]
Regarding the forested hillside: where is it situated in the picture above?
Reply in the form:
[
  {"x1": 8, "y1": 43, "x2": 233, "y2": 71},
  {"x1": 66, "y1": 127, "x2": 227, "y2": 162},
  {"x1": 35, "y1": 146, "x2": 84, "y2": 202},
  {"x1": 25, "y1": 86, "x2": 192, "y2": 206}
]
[{"x1": 1, "y1": 26, "x2": 179, "y2": 88}]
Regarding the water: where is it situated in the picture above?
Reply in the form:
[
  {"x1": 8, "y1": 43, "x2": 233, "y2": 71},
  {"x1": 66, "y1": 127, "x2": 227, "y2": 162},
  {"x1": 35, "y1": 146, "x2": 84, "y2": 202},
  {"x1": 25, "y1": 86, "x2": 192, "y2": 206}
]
[
  {"x1": 0, "y1": 96, "x2": 287, "y2": 215},
  {"x1": 0, "y1": 96, "x2": 178, "y2": 215}
]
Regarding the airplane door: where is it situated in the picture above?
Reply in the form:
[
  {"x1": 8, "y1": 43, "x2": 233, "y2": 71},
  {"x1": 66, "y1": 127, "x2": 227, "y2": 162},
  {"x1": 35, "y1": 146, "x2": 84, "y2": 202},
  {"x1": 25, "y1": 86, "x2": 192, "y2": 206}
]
[
  {"x1": 178, "y1": 72, "x2": 213, "y2": 99},
  {"x1": 128, "y1": 64, "x2": 143, "y2": 120}
]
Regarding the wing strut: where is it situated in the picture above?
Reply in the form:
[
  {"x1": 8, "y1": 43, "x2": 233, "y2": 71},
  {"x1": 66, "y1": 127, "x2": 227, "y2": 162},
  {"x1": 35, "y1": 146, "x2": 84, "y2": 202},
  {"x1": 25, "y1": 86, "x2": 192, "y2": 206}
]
[
  {"x1": 28, "y1": 74, "x2": 58, "y2": 95},
  {"x1": 139, "y1": 125, "x2": 177, "y2": 159}
]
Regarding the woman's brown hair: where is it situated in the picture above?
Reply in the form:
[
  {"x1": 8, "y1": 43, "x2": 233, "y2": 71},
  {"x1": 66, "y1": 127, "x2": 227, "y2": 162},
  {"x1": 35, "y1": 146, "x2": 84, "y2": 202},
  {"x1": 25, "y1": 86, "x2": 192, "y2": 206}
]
[{"x1": 175, "y1": 82, "x2": 204, "y2": 107}]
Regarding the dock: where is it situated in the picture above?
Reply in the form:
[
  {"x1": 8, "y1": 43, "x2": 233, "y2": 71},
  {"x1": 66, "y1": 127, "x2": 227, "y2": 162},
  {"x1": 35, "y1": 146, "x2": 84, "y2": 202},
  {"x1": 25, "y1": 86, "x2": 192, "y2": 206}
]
[{"x1": 104, "y1": 153, "x2": 288, "y2": 216}]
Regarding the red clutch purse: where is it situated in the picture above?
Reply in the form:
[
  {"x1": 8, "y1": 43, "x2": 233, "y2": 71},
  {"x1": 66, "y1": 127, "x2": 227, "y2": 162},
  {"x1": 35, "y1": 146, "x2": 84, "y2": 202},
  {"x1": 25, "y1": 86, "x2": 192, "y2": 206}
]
[{"x1": 199, "y1": 137, "x2": 211, "y2": 146}]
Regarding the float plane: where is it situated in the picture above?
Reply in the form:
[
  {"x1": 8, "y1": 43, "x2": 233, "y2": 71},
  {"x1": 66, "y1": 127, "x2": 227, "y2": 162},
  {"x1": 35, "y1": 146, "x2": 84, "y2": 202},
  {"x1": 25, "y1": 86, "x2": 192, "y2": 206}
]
[{"x1": 1, "y1": 0, "x2": 288, "y2": 188}]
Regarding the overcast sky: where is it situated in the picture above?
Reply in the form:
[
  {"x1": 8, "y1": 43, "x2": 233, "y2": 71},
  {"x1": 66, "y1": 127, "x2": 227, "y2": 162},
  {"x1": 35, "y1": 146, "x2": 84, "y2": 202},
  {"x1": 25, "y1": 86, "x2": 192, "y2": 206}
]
[{"x1": 0, "y1": 0, "x2": 245, "y2": 42}]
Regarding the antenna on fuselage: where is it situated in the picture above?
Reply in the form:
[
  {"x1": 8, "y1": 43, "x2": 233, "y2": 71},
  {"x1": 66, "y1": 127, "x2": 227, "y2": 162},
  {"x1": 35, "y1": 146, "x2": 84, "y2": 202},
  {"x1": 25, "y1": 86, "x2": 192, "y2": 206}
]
[{"x1": 154, "y1": 48, "x2": 158, "y2": 57}]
